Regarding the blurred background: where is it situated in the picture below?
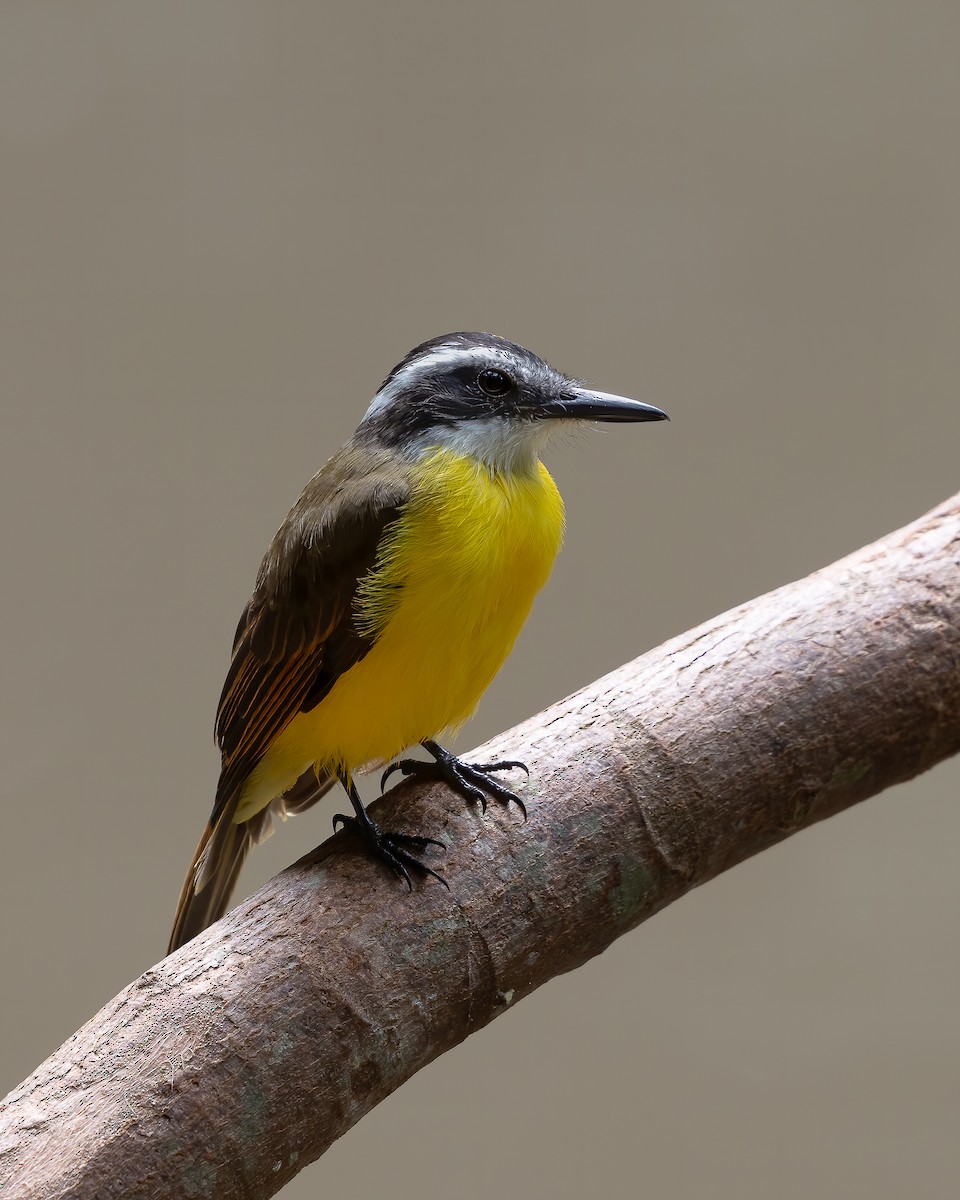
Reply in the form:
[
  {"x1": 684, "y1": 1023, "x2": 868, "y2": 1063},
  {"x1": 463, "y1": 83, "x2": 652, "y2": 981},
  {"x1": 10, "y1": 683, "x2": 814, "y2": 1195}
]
[{"x1": 1, "y1": 3, "x2": 958, "y2": 1196}]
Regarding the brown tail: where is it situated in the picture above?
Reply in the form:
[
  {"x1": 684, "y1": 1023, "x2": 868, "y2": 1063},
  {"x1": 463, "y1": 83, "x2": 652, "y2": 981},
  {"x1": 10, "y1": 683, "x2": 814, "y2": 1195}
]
[
  {"x1": 167, "y1": 768, "x2": 335, "y2": 954},
  {"x1": 167, "y1": 814, "x2": 255, "y2": 953}
]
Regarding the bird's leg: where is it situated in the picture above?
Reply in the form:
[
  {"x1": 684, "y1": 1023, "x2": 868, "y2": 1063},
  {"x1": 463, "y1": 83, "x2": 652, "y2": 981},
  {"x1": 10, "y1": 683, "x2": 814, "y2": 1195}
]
[
  {"x1": 381, "y1": 739, "x2": 529, "y2": 819},
  {"x1": 332, "y1": 771, "x2": 448, "y2": 890}
]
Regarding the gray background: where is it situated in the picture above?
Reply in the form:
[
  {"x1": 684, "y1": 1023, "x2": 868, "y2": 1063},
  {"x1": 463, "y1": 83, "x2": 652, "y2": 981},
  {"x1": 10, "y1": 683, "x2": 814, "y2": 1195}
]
[{"x1": 2, "y1": 3, "x2": 958, "y2": 1197}]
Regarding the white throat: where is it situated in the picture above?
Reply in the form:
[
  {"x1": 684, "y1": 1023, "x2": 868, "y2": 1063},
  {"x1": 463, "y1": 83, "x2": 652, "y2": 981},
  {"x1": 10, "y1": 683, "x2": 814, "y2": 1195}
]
[{"x1": 408, "y1": 415, "x2": 556, "y2": 476}]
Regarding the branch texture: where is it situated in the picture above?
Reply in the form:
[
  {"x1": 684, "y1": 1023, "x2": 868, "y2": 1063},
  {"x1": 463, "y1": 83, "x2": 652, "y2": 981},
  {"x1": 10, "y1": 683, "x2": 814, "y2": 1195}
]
[{"x1": 2, "y1": 494, "x2": 959, "y2": 1199}]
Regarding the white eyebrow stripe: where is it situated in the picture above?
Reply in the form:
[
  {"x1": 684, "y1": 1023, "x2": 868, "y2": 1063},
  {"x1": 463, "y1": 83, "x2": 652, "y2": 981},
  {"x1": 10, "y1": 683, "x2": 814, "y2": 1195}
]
[{"x1": 362, "y1": 343, "x2": 517, "y2": 422}]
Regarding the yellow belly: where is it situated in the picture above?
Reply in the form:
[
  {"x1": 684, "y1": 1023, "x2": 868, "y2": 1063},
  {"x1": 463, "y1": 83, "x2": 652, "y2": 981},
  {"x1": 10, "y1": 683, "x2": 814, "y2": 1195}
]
[{"x1": 235, "y1": 448, "x2": 564, "y2": 821}]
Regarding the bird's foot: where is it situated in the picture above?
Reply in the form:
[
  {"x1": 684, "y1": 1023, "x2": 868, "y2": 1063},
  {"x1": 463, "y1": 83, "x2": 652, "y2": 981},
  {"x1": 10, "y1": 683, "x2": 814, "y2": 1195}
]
[
  {"x1": 381, "y1": 739, "x2": 529, "y2": 819},
  {"x1": 332, "y1": 811, "x2": 448, "y2": 891}
]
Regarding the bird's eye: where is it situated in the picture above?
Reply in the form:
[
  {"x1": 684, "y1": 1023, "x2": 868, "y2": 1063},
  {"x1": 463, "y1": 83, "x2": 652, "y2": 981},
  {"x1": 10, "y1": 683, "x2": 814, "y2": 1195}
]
[{"x1": 477, "y1": 368, "x2": 513, "y2": 397}]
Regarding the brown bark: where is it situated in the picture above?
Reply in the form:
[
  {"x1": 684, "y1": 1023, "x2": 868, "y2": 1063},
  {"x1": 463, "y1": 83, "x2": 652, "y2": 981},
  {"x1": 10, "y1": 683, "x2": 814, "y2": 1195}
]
[{"x1": 2, "y1": 493, "x2": 959, "y2": 1200}]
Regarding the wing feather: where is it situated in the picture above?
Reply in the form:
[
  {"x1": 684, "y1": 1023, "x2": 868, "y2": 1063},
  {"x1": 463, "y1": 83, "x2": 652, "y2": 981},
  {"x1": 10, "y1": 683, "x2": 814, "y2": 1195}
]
[
  {"x1": 211, "y1": 444, "x2": 410, "y2": 825},
  {"x1": 169, "y1": 442, "x2": 410, "y2": 952}
]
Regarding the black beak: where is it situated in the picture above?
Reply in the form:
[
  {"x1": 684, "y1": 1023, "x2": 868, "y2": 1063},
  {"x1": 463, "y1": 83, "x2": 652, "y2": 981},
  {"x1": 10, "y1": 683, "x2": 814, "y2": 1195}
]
[{"x1": 542, "y1": 387, "x2": 669, "y2": 423}]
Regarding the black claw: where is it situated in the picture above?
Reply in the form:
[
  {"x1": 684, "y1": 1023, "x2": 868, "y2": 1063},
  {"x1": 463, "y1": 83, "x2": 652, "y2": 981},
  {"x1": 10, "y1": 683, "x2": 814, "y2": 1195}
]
[
  {"x1": 333, "y1": 811, "x2": 449, "y2": 890},
  {"x1": 379, "y1": 741, "x2": 529, "y2": 822},
  {"x1": 392, "y1": 857, "x2": 413, "y2": 891},
  {"x1": 469, "y1": 759, "x2": 530, "y2": 778},
  {"x1": 389, "y1": 831, "x2": 446, "y2": 852},
  {"x1": 380, "y1": 757, "x2": 423, "y2": 793}
]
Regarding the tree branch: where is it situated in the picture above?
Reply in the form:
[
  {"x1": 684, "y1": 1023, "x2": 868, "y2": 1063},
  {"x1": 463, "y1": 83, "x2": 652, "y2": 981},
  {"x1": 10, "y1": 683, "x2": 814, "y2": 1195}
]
[{"x1": 2, "y1": 493, "x2": 959, "y2": 1200}]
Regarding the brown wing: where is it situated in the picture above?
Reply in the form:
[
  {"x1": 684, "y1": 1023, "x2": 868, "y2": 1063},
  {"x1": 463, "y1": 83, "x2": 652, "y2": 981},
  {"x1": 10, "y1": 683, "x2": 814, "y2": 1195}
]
[{"x1": 211, "y1": 444, "x2": 410, "y2": 825}]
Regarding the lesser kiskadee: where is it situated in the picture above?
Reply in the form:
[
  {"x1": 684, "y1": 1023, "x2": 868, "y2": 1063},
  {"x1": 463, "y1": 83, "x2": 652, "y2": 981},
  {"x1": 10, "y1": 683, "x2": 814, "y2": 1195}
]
[{"x1": 168, "y1": 332, "x2": 667, "y2": 952}]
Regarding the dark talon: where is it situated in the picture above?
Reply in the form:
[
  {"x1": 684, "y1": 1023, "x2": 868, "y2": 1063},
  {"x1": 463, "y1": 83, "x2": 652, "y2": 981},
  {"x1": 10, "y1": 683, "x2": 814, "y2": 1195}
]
[
  {"x1": 333, "y1": 776, "x2": 449, "y2": 890},
  {"x1": 380, "y1": 757, "x2": 422, "y2": 793},
  {"x1": 468, "y1": 759, "x2": 530, "y2": 778},
  {"x1": 333, "y1": 813, "x2": 449, "y2": 889},
  {"x1": 379, "y1": 740, "x2": 529, "y2": 822}
]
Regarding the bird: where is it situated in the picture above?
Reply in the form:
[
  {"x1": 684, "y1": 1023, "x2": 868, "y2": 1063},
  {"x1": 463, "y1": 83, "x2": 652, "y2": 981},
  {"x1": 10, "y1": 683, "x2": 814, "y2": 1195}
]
[{"x1": 168, "y1": 332, "x2": 668, "y2": 952}]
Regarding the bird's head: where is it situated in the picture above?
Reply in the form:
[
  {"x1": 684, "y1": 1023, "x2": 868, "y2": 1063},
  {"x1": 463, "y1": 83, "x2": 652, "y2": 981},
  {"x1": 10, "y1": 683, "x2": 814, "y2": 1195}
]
[{"x1": 359, "y1": 332, "x2": 668, "y2": 474}]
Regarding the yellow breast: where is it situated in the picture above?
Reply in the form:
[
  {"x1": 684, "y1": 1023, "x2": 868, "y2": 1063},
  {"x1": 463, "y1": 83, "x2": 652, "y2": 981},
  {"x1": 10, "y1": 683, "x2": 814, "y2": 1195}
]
[{"x1": 237, "y1": 447, "x2": 564, "y2": 818}]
